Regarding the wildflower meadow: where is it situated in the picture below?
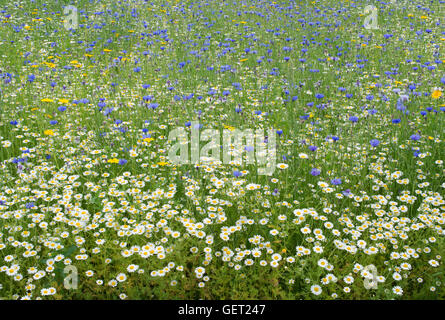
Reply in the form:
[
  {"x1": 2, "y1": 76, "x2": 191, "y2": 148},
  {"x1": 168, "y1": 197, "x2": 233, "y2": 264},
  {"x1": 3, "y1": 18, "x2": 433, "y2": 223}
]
[{"x1": 0, "y1": 0, "x2": 444, "y2": 300}]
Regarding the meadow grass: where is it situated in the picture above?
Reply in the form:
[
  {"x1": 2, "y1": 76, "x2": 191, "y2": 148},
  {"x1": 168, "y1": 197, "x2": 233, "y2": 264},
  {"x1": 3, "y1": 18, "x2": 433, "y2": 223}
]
[{"x1": 0, "y1": 0, "x2": 444, "y2": 299}]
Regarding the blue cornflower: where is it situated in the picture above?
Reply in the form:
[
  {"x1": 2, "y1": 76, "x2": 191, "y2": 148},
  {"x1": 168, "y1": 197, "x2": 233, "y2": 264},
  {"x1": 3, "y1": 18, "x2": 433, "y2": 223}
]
[
  {"x1": 104, "y1": 107, "x2": 113, "y2": 116},
  {"x1": 331, "y1": 178, "x2": 342, "y2": 185},
  {"x1": 310, "y1": 168, "x2": 321, "y2": 176},
  {"x1": 370, "y1": 139, "x2": 380, "y2": 147},
  {"x1": 349, "y1": 116, "x2": 358, "y2": 122},
  {"x1": 233, "y1": 170, "x2": 242, "y2": 177},
  {"x1": 308, "y1": 145, "x2": 318, "y2": 152},
  {"x1": 148, "y1": 103, "x2": 159, "y2": 109},
  {"x1": 25, "y1": 202, "x2": 35, "y2": 209}
]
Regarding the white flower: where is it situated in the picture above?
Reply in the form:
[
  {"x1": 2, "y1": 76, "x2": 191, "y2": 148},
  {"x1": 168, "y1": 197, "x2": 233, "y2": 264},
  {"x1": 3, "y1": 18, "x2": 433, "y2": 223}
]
[
  {"x1": 428, "y1": 260, "x2": 439, "y2": 267},
  {"x1": 393, "y1": 286, "x2": 403, "y2": 295},
  {"x1": 311, "y1": 285, "x2": 322, "y2": 295}
]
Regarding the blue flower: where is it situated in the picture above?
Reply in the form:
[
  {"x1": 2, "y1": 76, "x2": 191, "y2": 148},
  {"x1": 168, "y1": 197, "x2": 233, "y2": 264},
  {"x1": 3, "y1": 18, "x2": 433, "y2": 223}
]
[
  {"x1": 308, "y1": 145, "x2": 317, "y2": 151},
  {"x1": 410, "y1": 134, "x2": 421, "y2": 141},
  {"x1": 233, "y1": 170, "x2": 242, "y2": 177},
  {"x1": 310, "y1": 168, "x2": 321, "y2": 176},
  {"x1": 349, "y1": 116, "x2": 358, "y2": 122},
  {"x1": 118, "y1": 159, "x2": 127, "y2": 165},
  {"x1": 25, "y1": 202, "x2": 35, "y2": 209},
  {"x1": 331, "y1": 178, "x2": 342, "y2": 185},
  {"x1": 148, "y1": 103, "x2": 159, "y2": 109},
  {"x1": 104, "y1": 107, "x2": 113, "y2": 116},
  {"x1": 370, "y1": 139, "x2": 380, "y2": 147}
]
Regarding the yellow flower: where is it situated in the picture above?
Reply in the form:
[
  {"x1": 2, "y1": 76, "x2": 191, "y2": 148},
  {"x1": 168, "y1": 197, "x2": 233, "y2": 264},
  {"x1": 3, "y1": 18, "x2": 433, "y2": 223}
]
[
  {"x1": 44, "y1": 130, "x2": 54, "y2": 136},
  {"x1": 223, "y1": 125, "x2": 235, "y2": 131},
  {"x1": 432, "y1": 90, "x2": 442, "y2": 99},
  {"x1": 107, "y1": 158, "x2": 119, "y2": 164},
  {"x1": 41, "y1": 98, "x2": 54, "y2": 103},
  {"x1": 157, "y1": 161, "x2": 169, "y2": 166},
  {"x1": 143, "y1": 137, "x2": 154, "y2": 143}
]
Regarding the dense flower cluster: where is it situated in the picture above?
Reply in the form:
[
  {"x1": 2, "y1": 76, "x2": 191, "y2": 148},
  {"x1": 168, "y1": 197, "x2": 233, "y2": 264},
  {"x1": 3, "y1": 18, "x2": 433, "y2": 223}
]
[{"x1": 0, "y1": 0, "x2": 444, "y2": 299}]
